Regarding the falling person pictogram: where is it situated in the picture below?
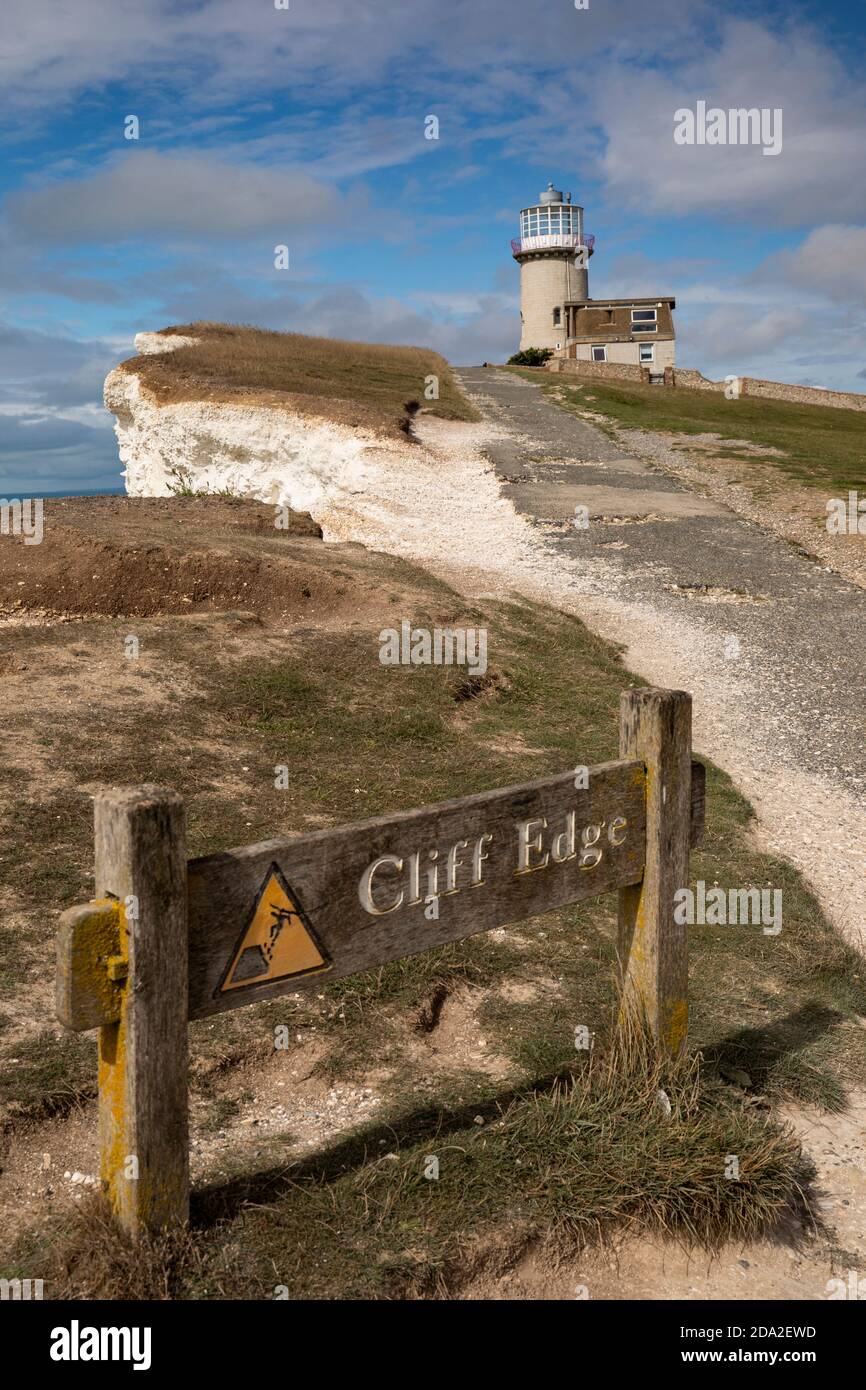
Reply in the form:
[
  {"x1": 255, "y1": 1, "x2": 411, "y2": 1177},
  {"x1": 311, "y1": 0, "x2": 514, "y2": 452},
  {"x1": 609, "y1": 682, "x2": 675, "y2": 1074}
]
[{"x1": 216, "y1": 863, "x2": 331, "y2": 994}]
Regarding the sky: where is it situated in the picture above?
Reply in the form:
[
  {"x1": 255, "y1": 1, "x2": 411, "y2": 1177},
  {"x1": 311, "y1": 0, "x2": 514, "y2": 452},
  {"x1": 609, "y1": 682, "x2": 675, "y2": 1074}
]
[{"x1": 1, "y1": 0, "x2": 865, "y2": 493}]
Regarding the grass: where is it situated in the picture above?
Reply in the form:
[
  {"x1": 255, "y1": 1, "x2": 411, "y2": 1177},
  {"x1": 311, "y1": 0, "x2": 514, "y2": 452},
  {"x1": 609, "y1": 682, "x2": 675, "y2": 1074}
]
[
  {"x1": 122, "y1": 322, "x2": 479, "y2": 437},
  {"x1": 527, "y1": 372, "x2": 866, "y2": 494},
  {"x1": 0, "y1": 1030, "x2": 96, "y2": 1125},
  {"x1": 1, "y1": 544, "x2": 863, "y2": 1296},
  {"x1": 20, "y1": 1022, "x2": 817, "y2": 1300},
  {"x1": 3, "y1": 595, "x2": 864, "y2": 1116}
]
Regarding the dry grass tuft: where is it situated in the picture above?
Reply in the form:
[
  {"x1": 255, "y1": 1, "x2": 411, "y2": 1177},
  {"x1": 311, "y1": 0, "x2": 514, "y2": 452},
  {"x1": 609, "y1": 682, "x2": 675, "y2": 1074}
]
[{"x1": 35, "y1": 1194, "x2": 205, "y2": 1301}]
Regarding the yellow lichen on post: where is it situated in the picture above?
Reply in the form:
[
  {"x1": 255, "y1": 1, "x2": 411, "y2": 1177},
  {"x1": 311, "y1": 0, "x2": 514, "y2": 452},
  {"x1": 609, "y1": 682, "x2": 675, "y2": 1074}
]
[
  {"x1": 663, "y1": 997, "x2": 689, "y2": 1057},
  {"x1": 94, "y1": 786, "x2": 189, "y2": 1236},
  {"x1": 55, "y1": 899, "x2": 123, "y2": 1033},
  {"x1": 97, "y1": 899, "x2": 130, "y2": 1213}
]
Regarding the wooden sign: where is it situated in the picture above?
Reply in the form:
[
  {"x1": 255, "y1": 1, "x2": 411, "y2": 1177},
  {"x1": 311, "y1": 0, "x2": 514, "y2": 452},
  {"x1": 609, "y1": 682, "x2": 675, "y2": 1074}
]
[
  {"x1": 187, "y1": 757, "x2": 648, "y2": 1020},
  {"x1": 55, "y1": 686, "x2": 703, "y2": 1237}
]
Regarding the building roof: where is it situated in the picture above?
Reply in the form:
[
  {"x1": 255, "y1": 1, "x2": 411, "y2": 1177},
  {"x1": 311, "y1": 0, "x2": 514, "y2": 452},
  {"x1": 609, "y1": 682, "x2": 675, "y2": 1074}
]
[{"x1": 564, "y1": 295, "x2": 676, "y2": 308}]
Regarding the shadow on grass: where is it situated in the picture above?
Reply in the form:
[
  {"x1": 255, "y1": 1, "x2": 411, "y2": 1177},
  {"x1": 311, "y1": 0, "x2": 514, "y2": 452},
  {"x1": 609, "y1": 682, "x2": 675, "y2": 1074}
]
[
  {"x1": 191, "y1": 1064, "x2": 573, "y2": 1226},
  {"x1": 704, "y1": 1003, "x2": 850, "y2": 1111},
  {"x1": 18, "y1": 1030, "x2": 822, "y2": 1301},
  {"x1": 706, "y1": 1011, "x2": 856, "y2": 1106}
]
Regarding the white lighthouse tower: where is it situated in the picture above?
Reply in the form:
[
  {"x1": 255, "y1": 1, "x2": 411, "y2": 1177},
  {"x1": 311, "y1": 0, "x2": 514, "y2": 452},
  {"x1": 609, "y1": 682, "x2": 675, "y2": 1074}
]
[{"x1": 512, "y1": 182, "x2": 594, "y2": 353}]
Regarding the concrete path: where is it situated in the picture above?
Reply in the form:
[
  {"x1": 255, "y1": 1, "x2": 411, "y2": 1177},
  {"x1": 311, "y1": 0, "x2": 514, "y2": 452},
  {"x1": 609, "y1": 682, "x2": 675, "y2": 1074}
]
[{"x1": 456, "y1": 368, "x2": 866, "y2": 948}]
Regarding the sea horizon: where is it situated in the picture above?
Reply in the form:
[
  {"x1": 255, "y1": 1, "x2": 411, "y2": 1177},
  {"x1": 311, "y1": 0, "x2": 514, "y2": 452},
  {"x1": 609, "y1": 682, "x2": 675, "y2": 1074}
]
[{"x1": 2, "y1": 486, "x2": 126, "y2": 499}]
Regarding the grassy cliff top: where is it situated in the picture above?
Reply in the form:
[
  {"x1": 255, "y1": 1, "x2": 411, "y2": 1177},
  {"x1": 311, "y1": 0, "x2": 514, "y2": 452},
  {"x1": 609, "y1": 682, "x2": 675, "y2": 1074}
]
[{"x1": 118, "y1": 322, "x2": 479, "y2": 437}]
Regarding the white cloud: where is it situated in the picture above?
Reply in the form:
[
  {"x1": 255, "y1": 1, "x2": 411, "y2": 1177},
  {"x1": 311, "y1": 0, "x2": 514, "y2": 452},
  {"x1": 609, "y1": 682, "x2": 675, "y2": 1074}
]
[
  {"x1": 0, "y1": 322, "x2": 119, "y2": 406},
  {"x1": 682, "y1": 305, "x2": 809, "y2": 358},
  {"x1": 592, "y1": 19, "x2": 866, "y2": 225},
  {"x1": 0, "y1": 408, "x2": 120, "y2": 491},
  {"x1": 0, "y1": 0, "x2": 705, "y2": 117},
  {"x1": 6, "y1": 151, "x2": 357, "y2": 242},
  {"x1": 752, "y1": 225, "x2": 866, "y2": 306}
]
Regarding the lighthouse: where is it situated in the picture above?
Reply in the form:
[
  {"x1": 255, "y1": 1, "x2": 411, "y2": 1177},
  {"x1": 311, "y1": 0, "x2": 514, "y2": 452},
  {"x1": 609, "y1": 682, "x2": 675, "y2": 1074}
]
[
  {"x1": 511, "y1": 183, "x2": 593, "y2": 353},
  {"x1": 511, "y1": 181, "x2": 677, "y2": 374}
]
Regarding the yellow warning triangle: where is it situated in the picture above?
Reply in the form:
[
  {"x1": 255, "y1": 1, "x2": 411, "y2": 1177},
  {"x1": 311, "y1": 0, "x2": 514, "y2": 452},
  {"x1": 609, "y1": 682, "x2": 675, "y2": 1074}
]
[{"x1": 218, "y1": 863, "x2": 331, "y2": 994}]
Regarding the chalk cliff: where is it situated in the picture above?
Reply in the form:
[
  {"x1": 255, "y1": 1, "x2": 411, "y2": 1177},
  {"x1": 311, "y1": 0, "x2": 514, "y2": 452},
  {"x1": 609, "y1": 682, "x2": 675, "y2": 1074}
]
[{"x1": 103, "y1": 331, "x2": 419, "y2": 524}]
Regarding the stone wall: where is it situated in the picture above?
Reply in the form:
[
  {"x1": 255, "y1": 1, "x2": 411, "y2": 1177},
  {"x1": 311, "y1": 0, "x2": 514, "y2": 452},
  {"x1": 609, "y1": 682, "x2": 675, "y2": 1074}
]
[
  {"x1": 547, "y1": 359, "x2": 866, "y2": 412},
  {"x1": 547, "y1": 358, "x2": 645, "y2": 383},
  {"x1": 671, "y1": 368, "x2": 722, "y2": 392},
  {"x1": 741, "y1": 377, "x2": 866, "y2": 412}
]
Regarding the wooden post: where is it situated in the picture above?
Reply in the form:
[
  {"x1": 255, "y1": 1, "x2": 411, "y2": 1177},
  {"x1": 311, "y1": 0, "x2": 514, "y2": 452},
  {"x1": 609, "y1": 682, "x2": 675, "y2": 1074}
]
[
  {"x1": 618, "y1": 687, "x2": 692, "y2": 1055},
  {"x1": 94, "y1": 785, "x2": 189, "y2": 1235}
]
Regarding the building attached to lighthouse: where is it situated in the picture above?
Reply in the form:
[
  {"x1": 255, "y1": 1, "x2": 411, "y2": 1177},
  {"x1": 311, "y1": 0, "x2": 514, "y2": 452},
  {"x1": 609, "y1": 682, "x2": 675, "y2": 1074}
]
[{"x1": 512, "y1": 182, "x2": 676, "y2": 375}]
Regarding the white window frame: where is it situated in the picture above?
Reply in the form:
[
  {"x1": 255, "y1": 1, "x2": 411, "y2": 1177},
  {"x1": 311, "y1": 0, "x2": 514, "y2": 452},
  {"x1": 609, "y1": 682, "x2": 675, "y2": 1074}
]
[
  {"x1": 591, "y1": 345, "x2": 607, "y2": 362},
  {"x1": 639, "y1": 343, "x2": 654, "y2": 364},
  {"x1": 631, "y1": 308, "x2": 658, "y2": 334}
]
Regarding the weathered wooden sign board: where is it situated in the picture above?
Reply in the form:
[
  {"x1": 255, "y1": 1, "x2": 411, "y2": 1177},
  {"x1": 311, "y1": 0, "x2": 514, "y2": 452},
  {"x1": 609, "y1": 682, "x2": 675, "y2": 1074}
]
[
  {"x1": 187, "y1": 757, "x2": 648, "y2": 1019},
  {"x1": 56, "y1": 686, "x2": 703, "y2": 1237}
]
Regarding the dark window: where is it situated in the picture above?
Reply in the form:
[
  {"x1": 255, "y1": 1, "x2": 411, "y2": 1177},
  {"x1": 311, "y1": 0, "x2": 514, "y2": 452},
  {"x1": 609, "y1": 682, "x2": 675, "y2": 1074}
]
[
  {"x1": 553, "y1": 307, "x2": 561, "y2": 326},
  {"x1": 632, "y1": 309, "x2": 658, "y2": 322}
]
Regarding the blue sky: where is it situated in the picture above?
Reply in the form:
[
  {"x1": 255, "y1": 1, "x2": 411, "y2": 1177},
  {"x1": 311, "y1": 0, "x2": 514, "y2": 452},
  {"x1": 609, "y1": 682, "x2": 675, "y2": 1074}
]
[{"x1": 2, "y1": 0, "x2": 865, "y2": 492}]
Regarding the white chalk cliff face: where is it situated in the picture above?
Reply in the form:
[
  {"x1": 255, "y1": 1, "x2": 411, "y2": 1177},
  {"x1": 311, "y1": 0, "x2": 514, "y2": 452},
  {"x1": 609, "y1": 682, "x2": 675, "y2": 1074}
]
[{"x1": 104, "y1": 333, "x2": 415, "y2": 524}]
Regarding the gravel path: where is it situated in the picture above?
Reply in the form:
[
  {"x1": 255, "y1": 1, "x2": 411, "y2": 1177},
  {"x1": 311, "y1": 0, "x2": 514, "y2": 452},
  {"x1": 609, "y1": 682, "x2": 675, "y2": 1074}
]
[{"x1": 322, "y1": 367, "x2": 865, "y2": 950}]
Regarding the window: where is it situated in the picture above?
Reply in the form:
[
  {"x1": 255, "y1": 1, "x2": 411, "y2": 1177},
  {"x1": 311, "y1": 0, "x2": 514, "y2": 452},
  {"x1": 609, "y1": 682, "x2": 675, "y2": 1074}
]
[
  {"x1": 631, "y1": 308, "x2": 658, "y2": 334},
  {"x1": 591, "y1": 345, "x2": 607, "y2": 362},
  {"x1": 639, "y1": 343, "x2": 654, "y2": 363},
  {"x1": 553, "y1": 307, "x2": 561, "y2": 326}
]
